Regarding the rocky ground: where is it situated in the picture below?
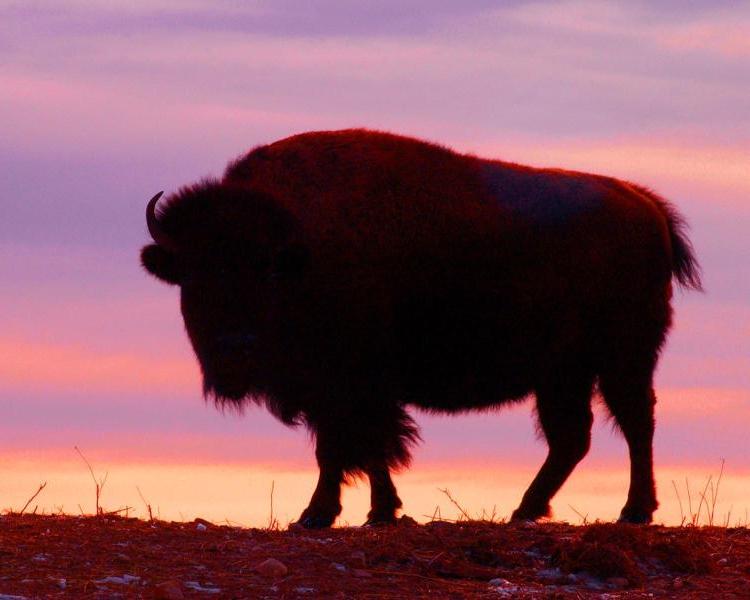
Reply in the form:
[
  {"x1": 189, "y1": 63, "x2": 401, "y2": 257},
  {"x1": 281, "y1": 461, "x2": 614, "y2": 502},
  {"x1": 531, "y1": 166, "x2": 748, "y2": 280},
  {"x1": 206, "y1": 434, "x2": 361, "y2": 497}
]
[{"x1": 0, "y1": 513, "x2": 748, "y2": 598}]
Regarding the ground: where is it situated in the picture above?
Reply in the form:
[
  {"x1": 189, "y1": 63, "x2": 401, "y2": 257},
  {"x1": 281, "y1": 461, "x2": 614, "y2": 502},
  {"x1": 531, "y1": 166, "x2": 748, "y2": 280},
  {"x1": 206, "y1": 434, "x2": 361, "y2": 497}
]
[{"x1": 0, "y1": 514, "x2": 748, "y2": 598}]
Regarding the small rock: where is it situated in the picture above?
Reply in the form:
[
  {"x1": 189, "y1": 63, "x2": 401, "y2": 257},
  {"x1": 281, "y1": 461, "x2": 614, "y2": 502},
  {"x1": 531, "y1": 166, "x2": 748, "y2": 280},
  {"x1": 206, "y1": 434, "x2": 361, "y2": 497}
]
[
  {"x1": 154, "y1": 580, "x2": 184, "y2": 600},
  {"x1": 398, "y1": 515, "x2": 418, "y2": 527},
  {"x1": 349, "y1": 550, "x2": 367, "y2": 568},
  {"x1": 195, "y1": 523, "x2": 207, "y2": 532},
  {"x1": 607, "y1": 577, "x2": 629, "y2": 588},
  {"x1": 352, "y1": 569, "x2": 372, "y2": 578},
  {"x1": 294, "y1": 587, "x2": 316, "y2": 594},
  {"x1": 256, "y1": 558, "x2": 288, "y2": 578},
  {"x1": 488, "y1": 578, "x2": 513, "y2": 587},
  {"x1": 718, "y1": 557, "x2": 728, "y2": 566},
  {"x1": 48, "y1": 577, "x2": 66, "y2": 590},
  {"x1": 331, "y1": 562, "x2": 347, "y2": 572}
]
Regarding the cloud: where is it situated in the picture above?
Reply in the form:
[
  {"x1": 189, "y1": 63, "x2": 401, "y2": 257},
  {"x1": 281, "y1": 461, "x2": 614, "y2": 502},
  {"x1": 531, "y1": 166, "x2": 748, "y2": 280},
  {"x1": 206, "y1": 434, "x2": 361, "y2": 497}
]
[{"x1": 1, "y1": 0, "x2": 506, "y2": 38}]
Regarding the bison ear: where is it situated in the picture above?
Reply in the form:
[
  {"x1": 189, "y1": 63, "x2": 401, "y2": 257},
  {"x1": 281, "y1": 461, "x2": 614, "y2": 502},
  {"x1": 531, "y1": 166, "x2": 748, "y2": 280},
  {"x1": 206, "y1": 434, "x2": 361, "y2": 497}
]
[{"x1": 141, "y1": 244, "x2": 181, "y2": 285}]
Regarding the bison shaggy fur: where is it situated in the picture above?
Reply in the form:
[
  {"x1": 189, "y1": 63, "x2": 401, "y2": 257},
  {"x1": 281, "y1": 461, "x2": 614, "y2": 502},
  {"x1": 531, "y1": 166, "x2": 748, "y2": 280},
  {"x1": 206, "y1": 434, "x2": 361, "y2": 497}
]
[{"x1": 141, "y1": 129, "x2": 700, "y2": 527}]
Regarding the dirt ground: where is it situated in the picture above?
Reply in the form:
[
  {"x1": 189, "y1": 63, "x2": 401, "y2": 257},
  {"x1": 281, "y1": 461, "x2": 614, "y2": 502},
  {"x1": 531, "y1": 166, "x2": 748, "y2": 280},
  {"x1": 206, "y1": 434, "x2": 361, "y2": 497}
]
[{"x1": 0, "y1": 513, "x2": 748, "y2": 599}]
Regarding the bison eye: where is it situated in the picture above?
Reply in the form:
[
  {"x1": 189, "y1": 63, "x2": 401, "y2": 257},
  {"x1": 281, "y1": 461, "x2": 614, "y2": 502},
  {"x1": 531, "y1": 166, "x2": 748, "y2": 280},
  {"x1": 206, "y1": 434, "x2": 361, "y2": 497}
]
[{"x1": 272, "y1": 244, "x2": 309, "y2": 278}]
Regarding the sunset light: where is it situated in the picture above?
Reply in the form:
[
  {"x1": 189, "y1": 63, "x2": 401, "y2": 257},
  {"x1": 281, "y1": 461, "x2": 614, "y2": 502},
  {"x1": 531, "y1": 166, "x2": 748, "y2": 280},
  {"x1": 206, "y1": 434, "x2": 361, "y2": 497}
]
[{"x1": 1, "y1": 2, "x2": 748, "y2": 597}]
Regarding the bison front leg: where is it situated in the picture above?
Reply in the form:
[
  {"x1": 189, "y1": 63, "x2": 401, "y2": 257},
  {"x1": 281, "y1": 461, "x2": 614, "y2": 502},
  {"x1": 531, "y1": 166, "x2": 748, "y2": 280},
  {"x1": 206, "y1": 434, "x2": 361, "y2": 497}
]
[
  {"x1": 364, "y1": 466, "x2": 402, "y2": 526},
  {"x1": 297, "y1": 459, "x2": 343, "y2": 529}
]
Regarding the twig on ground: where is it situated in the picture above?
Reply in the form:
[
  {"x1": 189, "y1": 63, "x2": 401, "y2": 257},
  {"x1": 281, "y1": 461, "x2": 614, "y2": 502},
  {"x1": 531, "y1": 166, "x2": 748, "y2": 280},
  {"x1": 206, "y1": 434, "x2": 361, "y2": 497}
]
[
  {"x1": 672, "y1": 480, "x2": 686, "y2": 526},
  {"x1": 568, "y1": 504, "x2": 589, "y2": 525},
  {"x1": 696, "y1": 474, "x2": 713, "y2": 526},
  {"x1": 136, "y1": 486, "x2": 154, "y2": 522},
  {"x1": 74, "y1": 446, "x2": 108, "y2": 515},
  {"x1": 105, "y1": 506, "x2": 133, "y2": 516},
  {"x1": 19, "y1": 481, "x2": 47, "y2": 515},
  {"x1": 438, "y1": 488, "x2": 472, "y2": 521},
  {"x1": 685, "y1": 477, "x2": 696, "y2": 525},
  {"x1": 709, "y1": 459, "x2": 725, "y2": 526},
  {"x1": 267, "y1": 480, "x2": 279, "y2": 530}
]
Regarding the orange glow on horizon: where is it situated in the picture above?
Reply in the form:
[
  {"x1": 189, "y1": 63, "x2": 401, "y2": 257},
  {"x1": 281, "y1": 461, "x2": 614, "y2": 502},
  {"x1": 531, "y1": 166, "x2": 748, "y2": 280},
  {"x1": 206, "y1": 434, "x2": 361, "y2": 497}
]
[{"x1": 2, "y1": 456, "x2": 747, "y2": 528}]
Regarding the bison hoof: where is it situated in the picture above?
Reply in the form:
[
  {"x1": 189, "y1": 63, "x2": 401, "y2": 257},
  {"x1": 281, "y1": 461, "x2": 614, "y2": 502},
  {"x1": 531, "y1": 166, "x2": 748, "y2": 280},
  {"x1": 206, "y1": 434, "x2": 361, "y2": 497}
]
[
  {"x1": 363, "y1": 516, "x2": 397, "y2": 527},
  {"x1": 617, "y1": 509, "x2": 653, "y2": 525},
  {"x1": 295, "y1": 515, "x2": 336, "y2": 529},
  {"x1": 510, "y1": 505, "x2": 550, "y2": 523}
]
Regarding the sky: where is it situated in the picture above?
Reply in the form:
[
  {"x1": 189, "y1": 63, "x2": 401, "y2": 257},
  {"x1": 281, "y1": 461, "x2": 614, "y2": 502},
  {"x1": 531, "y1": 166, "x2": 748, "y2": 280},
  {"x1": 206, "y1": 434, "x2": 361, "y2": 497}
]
[{"x1": 1, "y1": 1, "x2": 749, "y2": 525}]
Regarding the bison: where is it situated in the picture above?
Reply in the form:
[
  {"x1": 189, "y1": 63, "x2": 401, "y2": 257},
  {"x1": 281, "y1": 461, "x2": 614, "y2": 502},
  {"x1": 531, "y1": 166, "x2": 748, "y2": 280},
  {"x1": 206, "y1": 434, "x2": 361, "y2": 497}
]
[{"x1": 141, "y1": 129, "x2": 700, "y2": 527}]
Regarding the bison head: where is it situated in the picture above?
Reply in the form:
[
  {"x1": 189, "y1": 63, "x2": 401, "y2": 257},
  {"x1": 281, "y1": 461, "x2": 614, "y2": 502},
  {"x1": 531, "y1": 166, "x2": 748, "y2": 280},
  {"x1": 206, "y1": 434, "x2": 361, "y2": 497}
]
[{"x1": 141, "y1": 181, "x2": 309, "y2": 403}]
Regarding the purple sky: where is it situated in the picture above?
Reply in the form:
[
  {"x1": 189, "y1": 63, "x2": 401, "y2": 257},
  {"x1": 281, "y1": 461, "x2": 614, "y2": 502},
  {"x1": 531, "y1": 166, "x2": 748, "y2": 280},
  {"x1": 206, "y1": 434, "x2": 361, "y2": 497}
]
[{"x1": 1, "y1": 1, "x2": 749, "y2": 520}]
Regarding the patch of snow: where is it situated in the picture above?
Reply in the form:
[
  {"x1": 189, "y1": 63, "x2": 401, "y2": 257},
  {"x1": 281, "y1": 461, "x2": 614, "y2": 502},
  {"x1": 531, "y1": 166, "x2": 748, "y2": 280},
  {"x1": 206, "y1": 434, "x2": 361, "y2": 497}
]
[
  {"x1": 488, "y1": 578, "x2": 521, "y2": 597},
  {"x1": 95, "y1": 574, "x2": 141, "y2": 585},
  {"x1": 184, "y1": 581, "x2": 221, "y2": 594},
  {"x1": 537, "y1": 568, "x2": 563, "y2": 579}
]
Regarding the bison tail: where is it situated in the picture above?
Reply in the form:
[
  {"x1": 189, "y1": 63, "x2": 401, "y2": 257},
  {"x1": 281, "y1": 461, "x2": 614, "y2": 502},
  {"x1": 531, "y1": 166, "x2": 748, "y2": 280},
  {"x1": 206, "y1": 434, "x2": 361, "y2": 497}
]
[{"x1": 634, "y1": 185, "x2": 703, "y2": 291}]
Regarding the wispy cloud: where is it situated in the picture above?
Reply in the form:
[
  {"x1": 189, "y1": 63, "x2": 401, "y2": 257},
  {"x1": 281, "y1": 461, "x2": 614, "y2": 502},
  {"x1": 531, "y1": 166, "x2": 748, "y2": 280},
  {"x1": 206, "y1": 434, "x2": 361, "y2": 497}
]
[{"x1": 0, "y1": 337, "x2": 197, "y2": 395}]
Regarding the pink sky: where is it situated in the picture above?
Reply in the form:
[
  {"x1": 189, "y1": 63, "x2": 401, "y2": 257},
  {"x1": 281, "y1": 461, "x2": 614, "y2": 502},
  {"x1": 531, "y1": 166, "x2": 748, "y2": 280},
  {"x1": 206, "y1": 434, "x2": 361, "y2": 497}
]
[{"x1": 1, "y1": 1, "x2": 748, "y2": 524}]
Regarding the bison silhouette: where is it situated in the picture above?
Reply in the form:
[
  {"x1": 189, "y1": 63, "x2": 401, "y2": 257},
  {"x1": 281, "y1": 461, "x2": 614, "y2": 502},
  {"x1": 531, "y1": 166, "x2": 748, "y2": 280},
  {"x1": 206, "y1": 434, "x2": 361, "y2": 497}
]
[{"x1": 141, "y1": 129, "x2": 700, "y2": 527}]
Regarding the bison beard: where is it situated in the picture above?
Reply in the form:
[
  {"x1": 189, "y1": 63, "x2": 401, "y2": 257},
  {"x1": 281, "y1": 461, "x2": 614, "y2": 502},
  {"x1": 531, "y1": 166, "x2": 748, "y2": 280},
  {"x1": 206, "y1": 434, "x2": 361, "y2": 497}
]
[{"x1": 140, "y1": 129, "x2": 701, "y2": 527}]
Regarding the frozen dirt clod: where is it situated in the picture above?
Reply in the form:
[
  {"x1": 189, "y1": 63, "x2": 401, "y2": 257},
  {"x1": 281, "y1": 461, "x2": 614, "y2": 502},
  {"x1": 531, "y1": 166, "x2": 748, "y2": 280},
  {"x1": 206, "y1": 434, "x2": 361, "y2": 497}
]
[
  {"x1": 256, "y1": 558, "x2": 288, "y2": 578},
  {"x1": 349, "y1": 550, "x2": 367, "y2": 568},
  {"x1": 352, "y1": 569, "x2": 372, "y2": 578},
  {"x1": 153, "y1": 579, "x2": 184, "y2": 599}
]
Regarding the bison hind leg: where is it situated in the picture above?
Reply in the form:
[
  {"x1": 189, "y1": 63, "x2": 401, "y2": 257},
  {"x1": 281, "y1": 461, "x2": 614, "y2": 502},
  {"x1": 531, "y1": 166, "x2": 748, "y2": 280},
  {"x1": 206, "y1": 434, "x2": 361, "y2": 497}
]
[
  {"x1": 511, "y1": 371, "x2": 595, "y2": 522},
  {"x1": 599, "y1": 372, "x2": 659, "y2": 524},
  {"x1": 597, "y1": 298, "x2": 668, "y2": 525}
]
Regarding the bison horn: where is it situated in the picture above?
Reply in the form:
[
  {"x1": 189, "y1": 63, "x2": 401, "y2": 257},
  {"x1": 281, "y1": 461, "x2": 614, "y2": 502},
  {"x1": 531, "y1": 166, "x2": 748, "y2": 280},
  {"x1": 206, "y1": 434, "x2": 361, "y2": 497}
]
[{"x1": 146, "y1": 191, "x2": 178, "y2": 252}]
